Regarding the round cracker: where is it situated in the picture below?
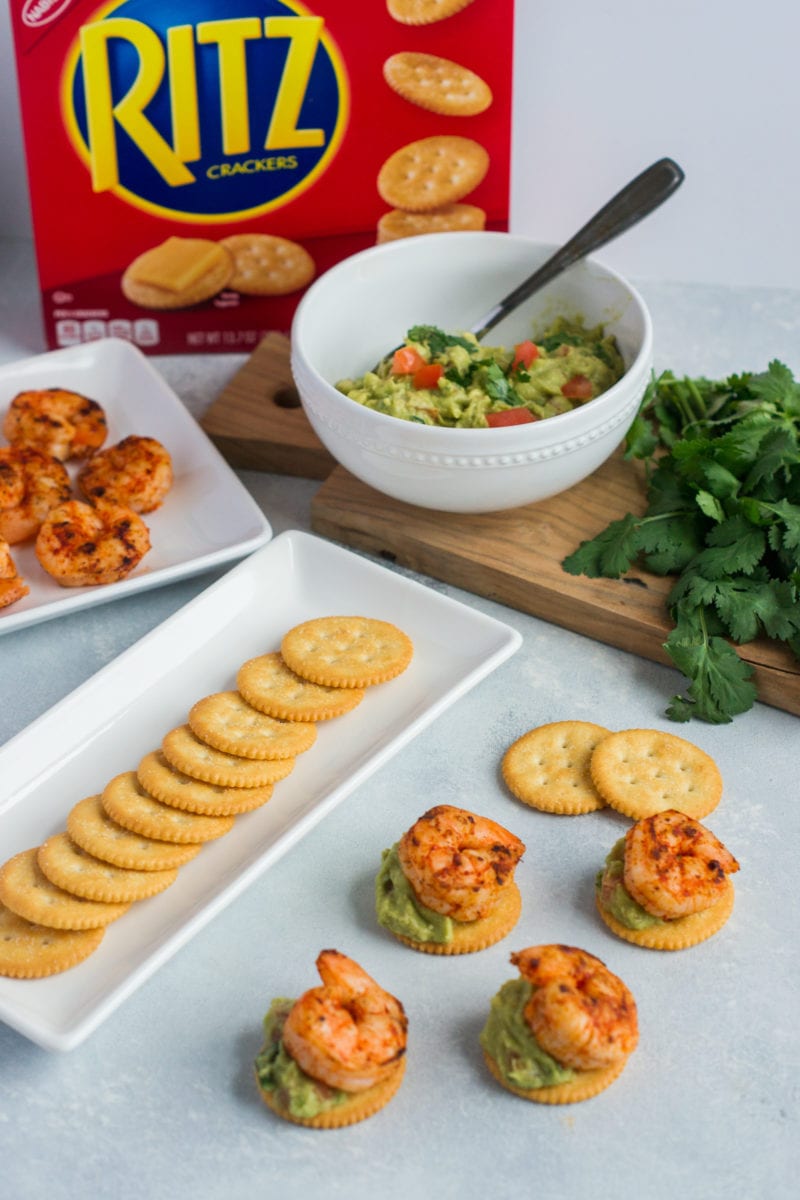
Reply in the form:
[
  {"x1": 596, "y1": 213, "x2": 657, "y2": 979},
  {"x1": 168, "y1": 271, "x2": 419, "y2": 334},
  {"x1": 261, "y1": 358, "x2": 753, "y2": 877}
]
[
  {"x1": 389, "y1": 881, "x2": 521, "y2": 956},
  {"x1": 137, "y1": 750, "x2": 275, "y2": 817},
  {"x1": 219, "y1": 233, "x2": 315, "y2": 295},
  {"x1": 502, "y1": 721, "x2": 611, "y2": 814},
  {"x1": 101, "y1": 771, "x2": 235, "y2": 843},
  {"x1": 377, "y1": 203, "x2": 485, "y2": 243},
  {"x1": 67, "y1": 794, "x2": 202, "y2": 871},
  {"x1": 482, "y1": 1047, "x2": 628, "y2": 1105},
  {"x1": 383, "y1": 52, "x2": 492, "y2": 116},
  {"x1": 0, "y1": 847, "x2": 131, "y2": 930},
  {"x1": 189, "y1": 691, "x2": 317, "y2": 760},
  {"x1": 387, "y1": 0, "x2": 476, "y2": 25},
  {"x1": 121, "y1": 238, "x2": 233, "y2": 310},
  {"x1": 589, "y1": 728, "x2": 723, "y2": 820},
  {"x1": 37, "y1": 832, "x2": 178, "y2": 904},
  {"x1": 280, "y1": 616, "x2": 413, "y2": 688},
  {"x1": 161, "y1": 724, "x2": 296, "y2": 788},
  {"x1": 596, "y1": 881, "x2": 735, "y2": 951},
  {"x1": 0, "y1": 903, "x2": 104, "y2": 978},
  {"x1": 237, "y1": 652, "x2": 365, "y2": 721},
  {"x1": 377, "y1": 136, "x2": 490, "y2": 212},
  {"x1": 256, "y1": 1057, "x2": 405, "y2": 1128}
]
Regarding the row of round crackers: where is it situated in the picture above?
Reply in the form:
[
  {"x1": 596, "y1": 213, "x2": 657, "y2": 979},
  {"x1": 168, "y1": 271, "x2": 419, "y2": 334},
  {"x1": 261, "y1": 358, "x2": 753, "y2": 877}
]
[
  {"x1": 0, "y1": 616, "x2": 413, "y2": 979},
  {"x1": 376, "y1": 1, "x2": 493, "y2": 243},
  {"x1": 502, "y1": 721, "x2": 723, "y2": 820}
]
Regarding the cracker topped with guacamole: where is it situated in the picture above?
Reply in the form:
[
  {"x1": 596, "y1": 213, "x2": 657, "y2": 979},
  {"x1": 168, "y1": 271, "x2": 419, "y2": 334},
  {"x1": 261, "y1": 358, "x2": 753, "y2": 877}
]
[{"x1": 335, "y1": 318, "x2": 625, "y2": 428}]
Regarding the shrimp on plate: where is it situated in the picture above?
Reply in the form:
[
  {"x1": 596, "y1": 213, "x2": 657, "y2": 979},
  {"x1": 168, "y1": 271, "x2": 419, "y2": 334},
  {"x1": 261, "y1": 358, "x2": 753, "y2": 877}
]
[
  {"x1": 282, "y1": 949, "x2": 407, "y2": 1093},
  {"x1": 0, "y1": 536, "x2": 28, "y2": 609},
  {"x1": 512, "y1": 944, "x2": 638, "y2": 1071},
  {"x1": 78, "y1": 435, "x2": 173, "y2": 513},
  {"x1": 4, "y1": 387, "x2": 107, "y2": 461},
  {"x1": 35, "y1": 498, "x2": 151, "y2": 587},
  {"x1": 397, "y1": 803, "x2": 525, "y2": 922},
  {"x1": 623, "y1": 808, "x2": 739, "y2": 920},
  {"x1": 0, "y1": 445, "x2": 72, "y2": 544}
]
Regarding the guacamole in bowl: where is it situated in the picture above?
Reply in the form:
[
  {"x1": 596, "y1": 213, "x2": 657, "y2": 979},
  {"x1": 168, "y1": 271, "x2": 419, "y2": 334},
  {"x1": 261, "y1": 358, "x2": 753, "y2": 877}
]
[{"x1": 335, "y1": 318, "x2": 625, "y2": 429}]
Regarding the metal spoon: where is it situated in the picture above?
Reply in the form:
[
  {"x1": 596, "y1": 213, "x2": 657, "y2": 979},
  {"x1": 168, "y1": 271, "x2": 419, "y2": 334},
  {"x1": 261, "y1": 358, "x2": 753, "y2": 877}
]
[
  {"x1": 375, "y1": 156, "x2": 684, "y2": 369},
  {"x1": 470, "y1": 156, "x2": 684, "y2": 340}
]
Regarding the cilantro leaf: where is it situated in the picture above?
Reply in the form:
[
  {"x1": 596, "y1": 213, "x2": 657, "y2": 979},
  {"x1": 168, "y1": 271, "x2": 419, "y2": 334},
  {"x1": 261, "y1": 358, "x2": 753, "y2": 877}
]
[
  {"x1": 561, "y1": 357, "x2": 800, "y2": 723},
  {"x1": 406, "y1": 326, "x2": 475, "y2": 358},
  {"x1": 561, "y1": 513, "x2": 642, "y2": 578},
  {"x1": 664, "y1": 605, "x2": 757, "y2": 724}
]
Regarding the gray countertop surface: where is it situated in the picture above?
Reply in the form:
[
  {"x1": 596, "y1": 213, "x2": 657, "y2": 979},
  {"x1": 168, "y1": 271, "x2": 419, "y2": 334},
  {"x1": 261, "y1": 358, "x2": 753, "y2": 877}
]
[{"x1": 0, "y1": 237, "x2": 797, "y2": 1199}]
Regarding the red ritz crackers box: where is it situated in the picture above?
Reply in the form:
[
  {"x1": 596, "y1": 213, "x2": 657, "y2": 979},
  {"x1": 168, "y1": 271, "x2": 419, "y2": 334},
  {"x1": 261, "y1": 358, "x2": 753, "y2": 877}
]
[{"x1": 9, "y1": 0, "x2": 514, "y2": 355}]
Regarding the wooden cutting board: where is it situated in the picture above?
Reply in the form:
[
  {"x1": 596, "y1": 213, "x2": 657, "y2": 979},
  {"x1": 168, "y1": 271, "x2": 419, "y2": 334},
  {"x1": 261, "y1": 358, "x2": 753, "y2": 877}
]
[{"x1": 200, "y1": 334, "x2": 799, "y2": 717}]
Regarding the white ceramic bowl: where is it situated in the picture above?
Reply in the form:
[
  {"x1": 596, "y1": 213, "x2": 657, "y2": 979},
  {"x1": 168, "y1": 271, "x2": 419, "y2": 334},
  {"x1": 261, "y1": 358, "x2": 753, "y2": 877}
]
[{"x1": 291, "y1": 232, "x2": 653, "y2": 513}]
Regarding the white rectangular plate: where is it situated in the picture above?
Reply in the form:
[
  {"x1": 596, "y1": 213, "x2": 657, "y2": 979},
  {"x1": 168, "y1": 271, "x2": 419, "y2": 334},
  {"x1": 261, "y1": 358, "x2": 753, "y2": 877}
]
[
  {"x1": 0, "y1": 338, "x2": 272, "y2": 633},
  {"x1": 0, "y1": 530, "x2": 521, "y2": 1051}
]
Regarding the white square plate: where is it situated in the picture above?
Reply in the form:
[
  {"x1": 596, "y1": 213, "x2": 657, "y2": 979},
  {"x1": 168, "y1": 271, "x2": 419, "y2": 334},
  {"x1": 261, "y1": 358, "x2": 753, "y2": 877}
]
[
  {"x1": 0, "y1": 338, "x2": 272, "y2": 633},
  {"x1": 0, "y1": 530, "x2": 521, "y2": 1051}
]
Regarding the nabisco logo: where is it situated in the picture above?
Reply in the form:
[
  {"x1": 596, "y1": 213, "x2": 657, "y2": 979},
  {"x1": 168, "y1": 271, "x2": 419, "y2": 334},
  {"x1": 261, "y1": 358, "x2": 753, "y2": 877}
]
[{"x1": 22, "y1": 0, "x2": 72, "y2": 29}]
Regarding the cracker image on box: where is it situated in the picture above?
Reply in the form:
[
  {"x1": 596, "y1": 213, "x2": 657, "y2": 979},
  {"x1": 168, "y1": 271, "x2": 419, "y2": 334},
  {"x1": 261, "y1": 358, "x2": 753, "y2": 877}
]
[
  {"x1": 480, "y1": 944, "x2": 638, "y2": 1104},
  {"x1": 375, "y1": 804, "x2": 524, "y2": 954},
  {"x1": 377, "y1": 136, "x2": 490, "y2": 212},
  {"x1": 219, "y1": 234, "x2": 315, "y2": 296},
  {"x1": 502, "y1": 720, "x2": 611, "y2": 815},
  {"x1": 376, "y1": 203, "x2": 486, "y2": 243},
  {"x1": 387, "y1": 0, "x2": 477, "y2": 24},
  {"x1": 590, "y1": 728, "x2": 723, "y2": 820},
  {"x1": 254, "y1": 949, "x2": 407, "y2": 1128},
  {"x1": 595, "y1": 809, "x2": 739, "y2": 950},
  {"x1": 121, "y1": 237, "x2": 233, "y2": 310},
  {"x1": 383, "y1": 52, "x2": 492, "y2": 116}
]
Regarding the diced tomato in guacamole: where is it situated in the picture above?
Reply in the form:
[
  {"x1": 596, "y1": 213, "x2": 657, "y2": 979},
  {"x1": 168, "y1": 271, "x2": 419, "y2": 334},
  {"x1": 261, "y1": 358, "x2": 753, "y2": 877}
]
[{"x1": 335, "y1": 318, "x2": 625, "y2": 428}]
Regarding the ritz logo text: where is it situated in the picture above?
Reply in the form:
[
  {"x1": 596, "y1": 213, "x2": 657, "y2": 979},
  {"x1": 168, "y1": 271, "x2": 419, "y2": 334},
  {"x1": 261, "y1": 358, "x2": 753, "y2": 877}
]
[{"x1": 61, "y1": 0, "x2": 349, "y2": 222}]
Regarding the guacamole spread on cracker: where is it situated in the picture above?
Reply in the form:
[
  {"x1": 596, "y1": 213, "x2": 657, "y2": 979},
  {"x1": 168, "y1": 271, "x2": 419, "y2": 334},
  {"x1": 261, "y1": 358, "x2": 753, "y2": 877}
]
[
  {"x1": 336, "y1": 318, "x2": 625, "y2": 428},
  {"x1": 479, "y1": 977, "x2": 575, "y2": 1089}
]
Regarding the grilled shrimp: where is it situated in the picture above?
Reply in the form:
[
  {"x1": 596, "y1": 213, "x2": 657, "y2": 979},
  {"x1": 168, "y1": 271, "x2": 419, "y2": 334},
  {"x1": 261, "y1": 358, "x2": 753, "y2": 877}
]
[
  {"x1": 78, "y1": 435, "x2": 173, "y2": 513},
  {"x1": 397, "y1": 804, "x2": 525, "y2": 922},
  {"x1": 4, "y1": 387, "x2": 107, "y2": 460},
  {"x1": 512, "y1": 944, "x2": 638, "y2": 1071},
  {"x1": 0, "y1": 536, "x2": 28, "y2": 609},
  {"x1": 623, "y1": 809, "x2": 739, "y2": 920},
  {"x1": 282, "y1": 950, "x2": 407, "y2": 1093},
  {"x1": 35, "y1": 498, "x2": 151, "y2": 587},
  {"x1": 0, "y1": 446, "x2": 71, "y2": 543}
]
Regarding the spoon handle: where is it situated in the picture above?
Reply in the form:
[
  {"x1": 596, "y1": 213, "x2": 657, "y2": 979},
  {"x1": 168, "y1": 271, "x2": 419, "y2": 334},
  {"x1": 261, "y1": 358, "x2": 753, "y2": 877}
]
[{"x1": 470, "y1": 156, "x2": 685, "y2": 341}]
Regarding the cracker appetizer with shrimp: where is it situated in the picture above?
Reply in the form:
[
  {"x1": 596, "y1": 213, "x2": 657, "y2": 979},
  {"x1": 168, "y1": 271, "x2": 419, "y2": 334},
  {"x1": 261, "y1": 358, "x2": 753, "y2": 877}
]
[
  {"x1": 480, "y1": 944, "x2": 638, "y2": 1104},
  {"x1": 595, "y1": 808, "x2": 739, "y2": 950},
  {"x1": 375, "y1": 804, "x2": 525, "y2": 955},
  {"x1": 254, "y1": 949, "x2": 407, "y2": 1128}
]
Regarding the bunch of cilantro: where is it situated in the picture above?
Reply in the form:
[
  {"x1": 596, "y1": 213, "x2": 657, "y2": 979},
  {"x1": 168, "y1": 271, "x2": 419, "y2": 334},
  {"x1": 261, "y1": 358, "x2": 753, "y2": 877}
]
[{"x1": 562, "y1": 360, "x2": 800, "y2": 723}]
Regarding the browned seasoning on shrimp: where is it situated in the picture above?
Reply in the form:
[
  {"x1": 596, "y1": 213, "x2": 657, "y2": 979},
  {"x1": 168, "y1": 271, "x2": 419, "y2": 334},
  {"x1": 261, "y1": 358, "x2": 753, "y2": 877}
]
[
  {"x1": 78, "y1": 435, "x2": 173, "y2": 514},
  {"x1": 35, "y1": 498, "x2": 151, "y2": 587},
  {"x1": 0, "y1": 445, "x2": 72, "y2": 544},
  {"x1": 0, "y1": 536, "x2": 28, "y2": 609},
  {"x1": 4, "y1": 387, "x2": 107, "y2": 461}
]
